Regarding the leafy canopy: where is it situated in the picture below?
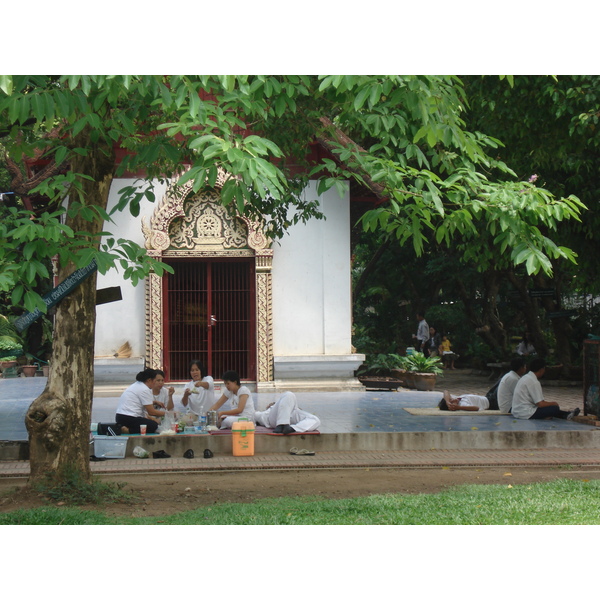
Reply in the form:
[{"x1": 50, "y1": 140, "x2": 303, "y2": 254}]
[{"x1": 0, "y1": 75, "x2": 586, "y2": 315}]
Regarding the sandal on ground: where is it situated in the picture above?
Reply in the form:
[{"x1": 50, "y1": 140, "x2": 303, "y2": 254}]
[{"x1": 289, "y1": 447, "x2": 315, "y2": 456}]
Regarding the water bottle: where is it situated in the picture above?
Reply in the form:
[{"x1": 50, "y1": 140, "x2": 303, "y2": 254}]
[{"x1": 200, "y1": 413, "x2": 207, "y2": 432}]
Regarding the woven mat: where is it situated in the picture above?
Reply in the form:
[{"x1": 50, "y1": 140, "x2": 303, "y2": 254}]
[
  {"x1": 209, "y1": 426, "x2": 320, "y2": 436},
  {"x1": 403, "y1": 407, "x2": 510, "y2": 416}
]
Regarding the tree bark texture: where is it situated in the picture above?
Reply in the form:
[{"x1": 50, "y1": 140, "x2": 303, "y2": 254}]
[
  {"x1": 532, "y1": 272, "x2": 573, "y2": 371},
  {"x1": 505, "y1": 270, "x2": 549, "y2": 359},
  {"x1": 455, "y1": 275, "x2": 508, "y2": 358},
  {"x1": 25, "y1": 130, "x2": 114, "y2": 484}
]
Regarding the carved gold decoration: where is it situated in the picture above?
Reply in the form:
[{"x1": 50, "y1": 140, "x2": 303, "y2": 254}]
[
  {"x1": 143, "y1": 170, "x2": 274, "y2": 384},
  {"x1": 256, "y1": 251, "x2": 274, "y2": 382},
  {"x1": 146, "y1": 272, "x2": 163, "y2": 370},
  {"x1": 168, "y1": 193, "x2": 248, "y2": 250}
]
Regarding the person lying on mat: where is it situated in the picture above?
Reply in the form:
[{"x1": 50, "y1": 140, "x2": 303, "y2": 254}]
[
  {"x1": 209, "y1": 370, "x2": 255, "y2": 429},
  {"x1": 255, "y1": 391, "x2": 321, "y2": 434},
  {"x1": 438, "y1": 390, "x2": 497, "y2": 411}
]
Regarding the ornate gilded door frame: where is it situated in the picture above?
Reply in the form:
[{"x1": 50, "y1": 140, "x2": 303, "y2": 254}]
[{"x1": 142, "y1": 170, "x2": 273, "y2": 383}]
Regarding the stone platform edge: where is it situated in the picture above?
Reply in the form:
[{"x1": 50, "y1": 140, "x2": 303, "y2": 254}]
[{"x1": 3, "y1": 428, "x2": 600, "y2": 461}]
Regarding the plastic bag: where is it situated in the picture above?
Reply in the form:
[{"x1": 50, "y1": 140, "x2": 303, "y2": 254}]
[
  {"x1": 133, "y1": 446, "x2": 149, "y2": 458},
  {"x1": 158, "y1": 411, "x2": 176, "y2": 434}
]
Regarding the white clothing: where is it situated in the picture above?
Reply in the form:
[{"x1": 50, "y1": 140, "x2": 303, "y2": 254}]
[
  {"x1": 456, "y1": 394, "x2": 489, "y2": 410},
  {"x1": 152, "y1": 387, "x2": 170, "y2": 407},
  {"x1": 416, "y1": 319, "x2": 430, "y2": 345},
  {"x1": 255, "y1": 391, "x2": 321, "y2": 432},
  {"x1": 183, "y1": 376, "x2": 215, "y2": 415},
  {"x1": 116, "y1": 381, "x2": 154, "y2": 418},
  {"x1": 512, "y1": 371, "x2": 544, "y2": 419},
  {"x1": 497, "y1": 370, "x2": 521, "y2": 413},
  {"x1": 219, "y1": 385, "x2": 255, "y2": 428},
  {"x1": 516, "y1": 342, "x2": 536, "y2": 356}
]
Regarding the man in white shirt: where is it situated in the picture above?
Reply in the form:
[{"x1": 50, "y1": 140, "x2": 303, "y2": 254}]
[
  {"x1": 497, "y1": 358, "x2": 527, "y2": 413},
  {"x1": 412, "y1": 312, "x2": 430, "y2": 352},
  {"x1": 512, "y1": 358, "x2": 580, "y2": 420}
]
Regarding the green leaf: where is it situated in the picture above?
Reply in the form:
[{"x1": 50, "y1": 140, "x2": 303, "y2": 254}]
[
  {"x1": 0, "y1": 75, "x2": 13, "y2": 95},
  {"x1": 11, "y1": 285, "x2": 24, "y2": 306},
  {"x1": 24, "y1": 290, "x2": 46, "y2": 314},
  {"x1": 55, "y1": 146, "x2": 69, "y2": 165},
  {"x1": 354, "y1": 86, "x2": 371, "y2": 111},
  {"x1": 221, "y1": 179, "x2": 237, "y2": 206}
]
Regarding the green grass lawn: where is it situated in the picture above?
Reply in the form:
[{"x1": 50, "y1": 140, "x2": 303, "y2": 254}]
[{"x1": 2, "y1": 478, "x2": 599, "y2": 525}]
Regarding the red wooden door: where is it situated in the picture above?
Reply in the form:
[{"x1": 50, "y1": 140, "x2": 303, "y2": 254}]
[{"x1": 162, "y1": 259, "x2": 255, "y2": 381}]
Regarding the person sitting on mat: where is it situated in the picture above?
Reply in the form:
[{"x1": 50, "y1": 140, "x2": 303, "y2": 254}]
[
  {"x1": 209, "y1": 370, "x2": 255, "y2": 429},
  {"x1": 180, "y1": 360, "x2": 215, "y2": 417},
  {"x1": 497, "y1": 357, "x2": 527, "y2": 414},
  {"x1": 255, "y1": 391, "x2": 321, "y2": 434},
  {"x1": 151, "y1": 369, "x2": 175, "y2": 412},
  {"x1": 115, "y1": 368, "x2": 166, "y2": 434},
  {"x1": 511, "y1": 357, "x2": 580, "y2": 421},
  {"x1": 438, "y1": 390, "x2": 496, "y2": 411}
]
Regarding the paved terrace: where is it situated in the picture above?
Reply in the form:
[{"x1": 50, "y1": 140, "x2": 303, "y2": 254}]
[{"x1": 1, "y1": 369, "x2": 598, "y2": 477}]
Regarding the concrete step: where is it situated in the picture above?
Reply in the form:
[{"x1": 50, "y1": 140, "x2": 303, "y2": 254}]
[
  {"x1": 3, "y1": 428, "x2": 600, "y2": 461},
  {"x1": 93, "y1": 357, "x2": 145, "y2": 384}
]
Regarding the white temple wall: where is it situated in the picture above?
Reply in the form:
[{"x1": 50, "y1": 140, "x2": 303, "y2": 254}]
[
  {"x1": 94, "y1": 179, "x2": 167, "y2": 357},
  {"x1": 271, "y1": 181, "x2": 352, "y2": 355},
  {"x1": 93, "y1": 177, "x2": 364, "y2": 388}
]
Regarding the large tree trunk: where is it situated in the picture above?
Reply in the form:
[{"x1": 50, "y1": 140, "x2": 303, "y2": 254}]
[
  {"x1": 505, "y1": 269, "x2": 549, "y2": 358},
  {"x1": 532, "y1": 272, "x2": 573, "y2": 369},
  {"x1": 25, "y1": 130, "x2": 114, "y2": 485},
  {"x1": 455, "y1": 273, "x2": 509, "y2": 357}
]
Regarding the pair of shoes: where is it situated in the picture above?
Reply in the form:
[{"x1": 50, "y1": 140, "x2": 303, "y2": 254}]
[
  {"x1": 183, "y1": 449, "x2": 194, "y2": 459},
  {"x1": 152, "y1": 450, "x2": 170, "y2": 459},
  {"x1": 289, "y1": 447, "x2": 315, "y2": 456},
  {"x1": 204, "y1": 449, "x2": 214, "y2": 459},
  {"x1": 273, "y1": 424, "x2": 296, "y2": 435},
  {"x1": 567, "y1": 407, "x2": 581, "y2": 421}
]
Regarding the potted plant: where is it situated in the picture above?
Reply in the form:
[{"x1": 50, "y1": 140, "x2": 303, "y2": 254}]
[
  {"x1": 0, "y1": 331, "x2": 24, "y2": 370},
  {"x1": 21, "y1": 362, "x2": 39, "y2": 377},
  {"x1": 357, "y1": 353, "x2": 407, "y2": 390},
  {"x1": 0, "y1": 355, "x2": 19, "y2": 370},
  {"x1": 395, "y1": 352, "x2": 443, "y2": 391}
]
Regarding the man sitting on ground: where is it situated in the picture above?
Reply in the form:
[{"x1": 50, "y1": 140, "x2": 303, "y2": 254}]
[
  {"x1": 511, "y1": 357, "x2": 580, "y2": 420},
  {"x1": 255, "y1": 391, "x2": 321, "y2": 434},
  {"x1": 438, "y1": 390, "x2": 495, "y2": 411},
  {"x1": 497, "y1": 357, "x2": 527, "y2": 413}
]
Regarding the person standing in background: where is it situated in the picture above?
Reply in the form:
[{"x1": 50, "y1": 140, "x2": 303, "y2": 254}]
[{"x1": 412, "y1": 312, "x2": 429, "y2": 352}]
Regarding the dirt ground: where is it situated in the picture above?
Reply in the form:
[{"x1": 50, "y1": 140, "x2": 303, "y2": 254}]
[{"x1": 2, "y1": 465, "x2": 600, "y2": 518}]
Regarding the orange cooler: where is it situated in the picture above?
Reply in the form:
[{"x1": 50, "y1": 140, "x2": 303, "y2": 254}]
[{"x1": 232, "y1": 419, "x2": 255, "y2": 456}]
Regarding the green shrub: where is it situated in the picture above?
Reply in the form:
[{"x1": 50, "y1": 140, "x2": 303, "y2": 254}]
[
  {"x1": 357, "y1": 353, "x2": 405, "y2": 376},
  {"x1": 400, "y1": 352, "x2": 443, "y2": 374}
]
